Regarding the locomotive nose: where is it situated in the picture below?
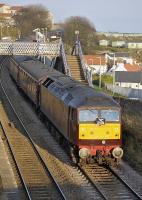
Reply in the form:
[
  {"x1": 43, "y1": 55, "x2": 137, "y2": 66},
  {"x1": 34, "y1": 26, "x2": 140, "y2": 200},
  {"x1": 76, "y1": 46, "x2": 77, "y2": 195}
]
[
  {"x1": 79, "y1": 148, "x2": 90, "y2": 158},
  {"x1": 112, "y1": 147, "x2": 123, "y2": 159}
]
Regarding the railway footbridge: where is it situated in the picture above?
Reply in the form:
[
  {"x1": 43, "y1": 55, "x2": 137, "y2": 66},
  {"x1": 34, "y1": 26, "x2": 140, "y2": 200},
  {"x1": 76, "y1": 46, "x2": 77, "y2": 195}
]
[{"x1": 0, "y1": 39, "x2": 92, "y2": 86}]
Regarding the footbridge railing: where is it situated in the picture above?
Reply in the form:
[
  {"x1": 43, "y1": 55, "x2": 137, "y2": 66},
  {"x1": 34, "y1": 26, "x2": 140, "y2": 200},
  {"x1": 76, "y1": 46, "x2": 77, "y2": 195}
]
[
  {"x1": 0, "y1": 40, "x2": 60, "y2": 57},
  {"x1": 72, "y1": 40, "x2": 93, "y2": 87},
  {"x1": 59, "y1": 39, "x2": 71, "y2": 76}
]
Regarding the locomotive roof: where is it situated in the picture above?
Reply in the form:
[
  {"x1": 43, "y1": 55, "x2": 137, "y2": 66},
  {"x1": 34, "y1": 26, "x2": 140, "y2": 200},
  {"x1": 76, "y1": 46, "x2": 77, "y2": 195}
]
[
  {"x1": 13, "y1": 56, "x2": 119, "y2": 109},
  {"x1": 46, "y1": 77, "x2": 120, "y2": 109}
]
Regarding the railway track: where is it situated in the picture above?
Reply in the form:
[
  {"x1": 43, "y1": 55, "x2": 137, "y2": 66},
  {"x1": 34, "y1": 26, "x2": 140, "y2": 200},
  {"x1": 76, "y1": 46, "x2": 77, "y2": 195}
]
[
  {"x1": 0, "y1": 63, "x2": 106, "y2": 200},
  {"x1": 79, "y1": 163, "x2": 142, "y2": 200},
  {"x1": 0, "y1": 83, "x2": 67, "y2": 200},
  {"x1": 1, "y1": 64, "x2": 142, "y2": 200}
]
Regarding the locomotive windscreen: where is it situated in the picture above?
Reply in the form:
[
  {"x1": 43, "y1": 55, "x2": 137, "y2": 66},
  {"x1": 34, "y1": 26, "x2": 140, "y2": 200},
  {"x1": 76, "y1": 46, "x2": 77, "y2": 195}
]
[{"x1": 79, "y1": 109, "x2": 120, "y2": 122}]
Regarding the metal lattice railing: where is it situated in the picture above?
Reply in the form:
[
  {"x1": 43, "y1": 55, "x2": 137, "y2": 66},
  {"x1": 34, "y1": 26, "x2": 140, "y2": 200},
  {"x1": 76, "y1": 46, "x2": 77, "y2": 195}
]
[
  {"x1": 0, "y1": 41, "x2": 60, "y2": 56},
  {"x1": 60, "y1": 39, "x2": 71, "y2": 76}
]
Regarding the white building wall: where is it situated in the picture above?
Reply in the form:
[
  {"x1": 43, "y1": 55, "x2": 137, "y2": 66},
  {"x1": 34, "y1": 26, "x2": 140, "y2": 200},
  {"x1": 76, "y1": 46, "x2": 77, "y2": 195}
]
[
  {"x1": 128, "y1": 43, "x2": 142, "y2": 49},
  {"x1": 99, "y1": 40, "x2": 109, "y2": 46},
  {"x1": 106, "y1": 83, "x2": 142, "y2": 99},
  {"x1": 115, "y1": 63, "x2": 126, "y2": 71},
  {"x1": 0, "y1": 5, "x2": 11, "y2": 13},
  {"x1": 89, "y1": 65, "x2": 108, "y2": 74},
  {"x1": 115, "y1": 82, "x2": 142, "y2": 89},
  {"x1": 112, "y1": 41, "x2": 126, "y2": 47},
  {"x1": 136, "y1": 43, "x2": 142, "y2": 49}
]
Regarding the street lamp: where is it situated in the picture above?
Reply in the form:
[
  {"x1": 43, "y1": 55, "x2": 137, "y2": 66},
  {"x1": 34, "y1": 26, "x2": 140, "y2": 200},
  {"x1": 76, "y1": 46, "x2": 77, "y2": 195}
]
[
  {"x1": 75, "y1": 30, "x2": 79, "y2": 41},
  {"x1": 74, "y1": 30, "x2": 80, "y2": 55},
  {"x1": 96, "y1": 57, "x2": 102, "y2": 88},
  {"x1": 111, "y1": 53, "x2": 116, "y2": 95}
]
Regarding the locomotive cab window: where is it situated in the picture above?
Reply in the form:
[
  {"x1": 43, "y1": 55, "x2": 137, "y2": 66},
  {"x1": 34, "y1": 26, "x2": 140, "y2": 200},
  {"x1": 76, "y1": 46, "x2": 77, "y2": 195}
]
[
  {"x1": 79, "y1": 109, "x2": 120, "y2": 122},
  {"x1": 100, "y1": 110, "x2": 119, "y2": 122},
  {"x1": 79, "y1": 109, "x2": 98, "y2": 122}
]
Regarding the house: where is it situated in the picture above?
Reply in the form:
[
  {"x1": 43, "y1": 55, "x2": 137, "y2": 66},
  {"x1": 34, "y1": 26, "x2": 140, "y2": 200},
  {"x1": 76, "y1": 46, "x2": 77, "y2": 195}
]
[
  {"x1": 96, "y1": 31, "x2": 142, "y2": 38},
  {"x1": 99, "y1": 39, "x2": 110, "y2": 47},
  {"x1": 0, "y1": 4, "x2": 22, "y2": 15},
  {"x1": 107, "y1": 62, "x2": 142, "y2": 75},
  {"x1": 115, "y1": 71, "x2": 142, "y2": 89},
  {"x1": 84, "y1": 55, "x2": 108, "y2": 74},
  {"x1": 0, "y1": 4, "x2": 11, "y2": 14},
  {"x1": 115, "y1": 63, "x2": 142, "y2": 72},
  {"x1": 106, "y1": 52, "x2": 134, "y2": 64},
  {"x1": 127, "y1": 42, "x2": 142, "y2": 49},
  {"x1": 0, "y1": 3, "x2": 22, "y2": 25},
  {"x1": 111, "y1": 41, "x2": 126, "y2": 48}
]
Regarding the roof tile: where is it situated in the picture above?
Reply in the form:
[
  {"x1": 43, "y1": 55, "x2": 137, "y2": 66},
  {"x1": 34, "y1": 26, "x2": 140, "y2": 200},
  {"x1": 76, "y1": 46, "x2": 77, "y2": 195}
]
[{"x1": 84, "y1": 55, "x2": 106, "y2": 65}]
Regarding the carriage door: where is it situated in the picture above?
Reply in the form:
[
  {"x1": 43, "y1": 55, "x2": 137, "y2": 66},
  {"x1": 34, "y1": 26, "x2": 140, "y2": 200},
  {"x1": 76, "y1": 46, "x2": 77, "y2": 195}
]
[{"x1": 69, "y1": 108, "x2": 77, "y2": 144}]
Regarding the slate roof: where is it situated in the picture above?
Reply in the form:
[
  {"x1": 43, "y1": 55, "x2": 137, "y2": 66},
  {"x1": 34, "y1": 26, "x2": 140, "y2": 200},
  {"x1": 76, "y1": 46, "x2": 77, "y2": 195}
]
[
  {"x1": 115, "y1": 71, "x2": 142, "y2": 83},
  {"x1": 108, "y1": 52, "x2": 130, "y2": 58}
]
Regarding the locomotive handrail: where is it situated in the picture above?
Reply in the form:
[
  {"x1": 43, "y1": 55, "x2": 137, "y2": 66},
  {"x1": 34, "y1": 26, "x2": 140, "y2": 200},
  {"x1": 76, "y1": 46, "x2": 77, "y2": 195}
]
[
  {"x1": 60, "y1": 39, "x2": 71, "y2": 76},
  {"x1": 73, "y1": 40, "x2": 93, "y2": 87}
]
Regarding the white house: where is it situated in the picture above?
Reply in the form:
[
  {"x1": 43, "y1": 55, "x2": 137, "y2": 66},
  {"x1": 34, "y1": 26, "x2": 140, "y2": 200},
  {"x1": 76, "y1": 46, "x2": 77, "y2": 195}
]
[
  {"x1": 0, "y1": 3, "x2": 22, "y2": 25},
  {"x1": 107, "y1": 62, "x2": 141, "y2": 75},
  {"x1": 84, "y1": 55, "x2": 108, "y2": 74},
  {"x1": 115, "y1": 71, "x2": 142, "y2": 89},
  {"x1": 0, "y1": 4, "x2": 11, "y2": 13},
  {"x1": 111, "y1": 41, "x2": 126, "y2": 48},
  {"x1": 106, "y1": 52, "x2": 134, "y2": 65},
  {"x1": 99, "y1": 39, "x2": 110, "y2": 47},
  {"x1": 127, "y1": 42, "x2": 142, "y2": 49}
]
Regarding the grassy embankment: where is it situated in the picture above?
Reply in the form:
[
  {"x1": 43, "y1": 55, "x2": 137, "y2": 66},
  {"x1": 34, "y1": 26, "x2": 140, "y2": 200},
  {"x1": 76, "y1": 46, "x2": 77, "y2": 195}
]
[
  {"x1": 120, "y1": 99, "x2": 142, "y2": 174},
  {"x1": 93, "y1": 76, "x2": 142, "y2": 174}
]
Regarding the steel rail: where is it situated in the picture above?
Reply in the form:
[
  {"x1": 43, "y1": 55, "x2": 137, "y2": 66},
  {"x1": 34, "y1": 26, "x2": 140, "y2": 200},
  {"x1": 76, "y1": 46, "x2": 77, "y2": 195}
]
[
  {"x1": 0, "y1": 80, "x2": 67, "y2": 200},
  {"x1": 0, "y1": 121, "x2": 32, "y2": 200},
  {"x1": 77, "y1": 164, "x2": 108, "y2": 200},
  {"x1": 109, "y1": 166, "x2": 142, "y2": 200},
  {"x1": 78, "y1": 163, "x2": 142, "y2": 200}
]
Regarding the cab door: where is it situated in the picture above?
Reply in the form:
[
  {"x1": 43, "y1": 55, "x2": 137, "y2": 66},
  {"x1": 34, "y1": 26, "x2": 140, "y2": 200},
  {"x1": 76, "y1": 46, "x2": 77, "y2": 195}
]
[{"x1": 68, "y1": 108, "x2": 78, "y2": 144}]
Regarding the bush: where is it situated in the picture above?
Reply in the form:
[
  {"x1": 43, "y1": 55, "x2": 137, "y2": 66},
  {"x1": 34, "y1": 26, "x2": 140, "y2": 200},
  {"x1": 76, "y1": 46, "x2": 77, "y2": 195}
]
[{"x1": 92, "y1": 74, "x2": 113, "y2": 87}]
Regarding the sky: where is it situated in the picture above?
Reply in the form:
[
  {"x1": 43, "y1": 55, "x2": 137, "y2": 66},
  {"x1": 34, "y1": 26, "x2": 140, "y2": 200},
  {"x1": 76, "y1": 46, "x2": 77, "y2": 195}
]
[{"x1": 3, "y1": 0, "x2": 142, "y2": 33}]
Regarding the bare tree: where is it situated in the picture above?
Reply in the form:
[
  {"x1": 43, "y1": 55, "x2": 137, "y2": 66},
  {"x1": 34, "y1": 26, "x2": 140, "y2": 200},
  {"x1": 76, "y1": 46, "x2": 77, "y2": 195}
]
[
  {"x1": 13, "y1": 4, "x2": 52, "y2": 37},
  {"x1": 62, "y1": 16, "x2": 97, "y2": 54}
]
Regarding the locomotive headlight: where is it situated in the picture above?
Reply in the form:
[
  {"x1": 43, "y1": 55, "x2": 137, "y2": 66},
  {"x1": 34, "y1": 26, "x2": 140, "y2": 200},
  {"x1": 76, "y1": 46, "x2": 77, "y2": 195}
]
[
  {"x1": 102, "y1": 140, "x2": 106, "y2": 144},
  {"x1": 112, "y1": 147, "x2": 123, "y2": 159},
  {"x1": 79, "y1": 148, "x2": 90, "y2": 158}
]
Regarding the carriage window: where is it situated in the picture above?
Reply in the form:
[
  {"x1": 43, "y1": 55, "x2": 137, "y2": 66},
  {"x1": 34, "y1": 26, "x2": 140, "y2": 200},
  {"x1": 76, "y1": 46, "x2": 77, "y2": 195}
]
[
  {"x1": 79, "y1": 110, "x2": 98, "y2": 122},
  {"x1": 101, "y1": 110, "x2": 119, "y2": 122}
]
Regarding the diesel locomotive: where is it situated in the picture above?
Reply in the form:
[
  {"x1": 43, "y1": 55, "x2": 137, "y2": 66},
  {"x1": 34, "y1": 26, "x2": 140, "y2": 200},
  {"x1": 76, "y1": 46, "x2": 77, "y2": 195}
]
[{"x1": 7, "y1": 56, "x2": 123, "y2": 165}]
